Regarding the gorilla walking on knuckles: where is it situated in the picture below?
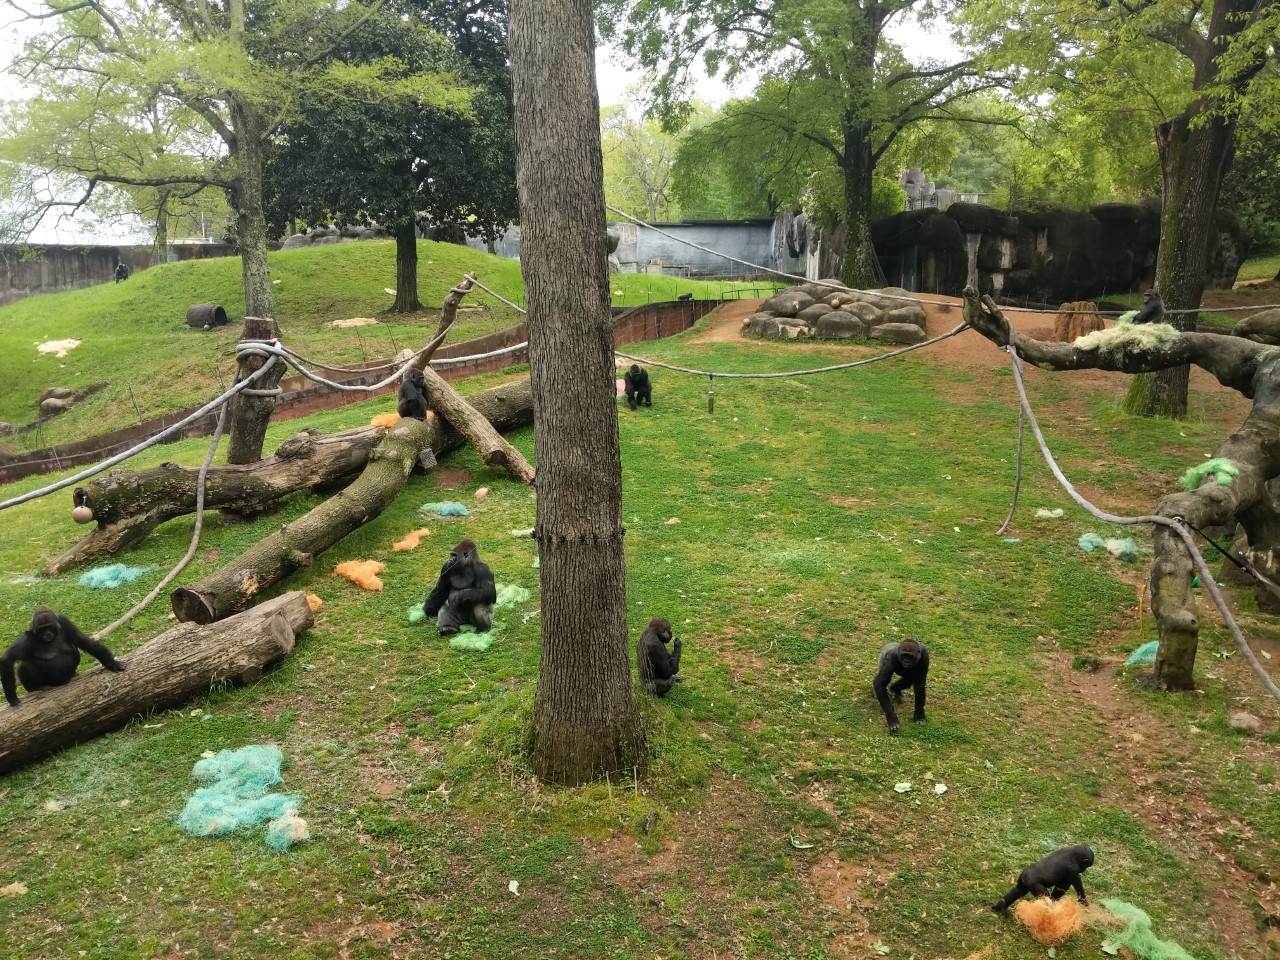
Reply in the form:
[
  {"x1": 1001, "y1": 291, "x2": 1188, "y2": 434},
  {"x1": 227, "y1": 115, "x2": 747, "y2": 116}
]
[
  {"x1": 873, "y1": 638, "x2": 929, "y2": 733},
  {"x1": 2, "y1": 606, "x2": 126, "y2": 707},
  {"x1": 624, "y1": 364, "x2": 651, "y2": 411},
  {"x1": 992, "y1": 845, "x2": 1095, "y2": 913},
  {"x1": 423, "y1": 538, "x2": 496, "y2": 636},
  {"x1": 636, "y1": 617, "x2": 682, "y2": 695}
]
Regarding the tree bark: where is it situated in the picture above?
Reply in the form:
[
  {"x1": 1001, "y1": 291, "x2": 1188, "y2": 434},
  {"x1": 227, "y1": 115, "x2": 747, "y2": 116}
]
[
  {"x1": 45, "y1": 379, "x2": 534, "y2": 575},
  {"x1": 511, "y1": 0, "x2": 646, "y2": 785},
  {"x1": 419, "y1": 368, "x2": 535, "y2": 483},
  {"x1": 962, "y1": 287, "x2": 1280, "y2": 691},
  {"x1": 0, "y1": 592, "x2": 313, "y2": 775},
  {"x1": 840, "y1": 121, "x2": 879, "y2": 289},
  {"x1": 172, "y1": 418, "x2": 426, "y2": 624},
  {"x1": 393, "y1": 219, "x2": 422, "y2": 313},
  {"x1": 226, "y1": 314, "x2": 288, "y2": 465}
]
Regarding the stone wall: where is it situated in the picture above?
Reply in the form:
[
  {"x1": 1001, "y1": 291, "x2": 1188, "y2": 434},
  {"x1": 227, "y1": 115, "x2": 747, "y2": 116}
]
[
  {"x1": 0, "y1": 299, "x2": 722, "y2": 485},
  {"x1": 869, "y1": 201, "x2": 1250, "y2": 303}
]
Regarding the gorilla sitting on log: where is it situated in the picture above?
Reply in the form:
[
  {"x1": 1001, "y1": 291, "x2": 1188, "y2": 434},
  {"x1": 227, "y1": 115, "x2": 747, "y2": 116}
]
[
  {"x1": 636, "y1": 617, "x2": 682, "y2": 695},
  {"x1": 1131, "y1": 290, "x2": 1165, "y2": 325},
  {"x1": 2, "y1": 606, "x2": 126, "y2": 707},
  {"x1": 873, "y1": 638, "x2": 929, "y2": 733},
  {"x1": 423, "y1": 538, "x2": 496, "y2": 636},
  {"x1": 397, "y1": 368, "x2": 430, "y2": 421},
  {"x1": 624, "y1": 364, "x2": 651, "y2": 411},
  {"x1": 992, "y1": 845, "x2": 1095, "y2": 913}
]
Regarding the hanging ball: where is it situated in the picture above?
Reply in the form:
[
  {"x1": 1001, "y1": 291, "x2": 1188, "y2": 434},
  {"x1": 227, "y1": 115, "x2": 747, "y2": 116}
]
[{"x1": 72, "y1": 505, "x2": 94, "y2": 524}]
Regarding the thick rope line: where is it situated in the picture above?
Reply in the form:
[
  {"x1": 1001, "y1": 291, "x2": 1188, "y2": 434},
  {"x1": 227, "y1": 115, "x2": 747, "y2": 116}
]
[
  {"x1": 615, "y1": 322, "x2": 970, "y2": 379},
  {"x1": 605, "y1": 205, "x2": 1278, "y2": 317},
  {"x1": 92, "y1": 403, "x2": 228, "y2": 641},
  {"x1": 994, "y1": 403, "x2": 1024, "y2": 537},
  {"x1": 1005, "y1": 345, "x2": 1280, "y2": 702},
  {"x1": 0, "y1": 356, "x2": 280, "y2": 512}
]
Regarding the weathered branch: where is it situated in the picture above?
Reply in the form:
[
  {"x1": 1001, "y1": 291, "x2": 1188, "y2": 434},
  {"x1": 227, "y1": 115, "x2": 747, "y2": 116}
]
[
  {"x1": 420, "y1": 368, "x2": 536, "y2": 484},
  {"x1": 0, "y1": 592, "x2": 313, "y2": 775}
]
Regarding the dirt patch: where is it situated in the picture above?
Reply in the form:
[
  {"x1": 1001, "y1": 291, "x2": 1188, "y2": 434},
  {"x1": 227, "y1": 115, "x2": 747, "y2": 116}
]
[
  {"x1": 688, "y1": 299, "x2": 765, "y2": 343},
  {"x1": 433, "y1": 466, "x2": 471, "y2": 489},
  {"x1": 1205, "y1": 279, "x2": 1280, "y2": 311}
]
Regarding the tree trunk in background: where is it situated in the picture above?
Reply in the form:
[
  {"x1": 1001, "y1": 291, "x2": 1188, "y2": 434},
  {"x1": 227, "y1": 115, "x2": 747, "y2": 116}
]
[
  {"x1": 153, "y1": 188, "x2": 170, "y2": 262},
  {"x1": 1123, "y1": 113, "x2": 1236, "y2": 419},
  {"x1": 840, "y1": 128, "x2": 878, "y2": 289},
  {"x1": 393, "y1": 219, "x2": 422, "y2": 313},
  {"x1": 510, "y1": 0, "x2": 646, "y2": 785},
  {"x1": 228, "y1": 95, "x2": 276, "y2": 322},
  {"x1": 226, "y1": 314, "x2": 286, "y2": 465}
]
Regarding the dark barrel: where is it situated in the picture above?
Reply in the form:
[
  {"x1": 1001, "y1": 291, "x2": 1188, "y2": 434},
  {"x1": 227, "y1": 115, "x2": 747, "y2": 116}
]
[{"x1": 186, "y1": 304, "x2": 229, "y2": 328}]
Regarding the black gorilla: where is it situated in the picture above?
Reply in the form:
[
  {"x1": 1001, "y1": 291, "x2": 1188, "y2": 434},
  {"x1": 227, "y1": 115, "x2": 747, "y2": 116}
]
[
  {"x1": 636, "y1": 617, "x2": 683, "y2": 695},
  {"x1": 423, "y1": 538, "x2": 497, "y2": 636},
  {"x1": 2, "y1": 607, "x2": 126, "y2": 707},
  {"x1": 113, "y1": 262, "x2": 129, "y2": 283},
  {"x1": 624, "y1": 364, "x2": 651, "y2": 411},
  {"x1": 872, "y1": 638, "x2": 929, "y2": 733},
  {"x1": 397, "y1": 368, "x2": 430, "y2": 421},
  {"x1": 1131, "y1": 290, "x2": 1165, "y2": 324},
  {"x1": 992, "y1": 845, "x2": 1095, "y2": 913}
]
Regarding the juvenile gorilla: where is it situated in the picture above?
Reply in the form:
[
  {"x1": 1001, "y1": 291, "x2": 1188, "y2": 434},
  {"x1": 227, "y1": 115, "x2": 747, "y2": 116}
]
[
  {"x1": 624, "y1": 364, "x2": 651, "y2": 411},
  {"x1": 422, "y1": 538, "x2": 496, "y2": 636},
  {"x1": 1131, "y1": 290, "x2": 1165, "y2": 325},
  {"x1": 872, "y1": 638, "x2": 929, "y2": 733},
  {"x1": 397, "y1": 368, "x2": 430, "y2": 421},
  {"x1": 992, "y1": 845, "x2": 1095, "y2": 913},
  {"x1": 636, "y1": 617, "x2": 682, "y2": 695},
  {"x1": 2, "y1": 607, "x2": 126, "y2": 707}
]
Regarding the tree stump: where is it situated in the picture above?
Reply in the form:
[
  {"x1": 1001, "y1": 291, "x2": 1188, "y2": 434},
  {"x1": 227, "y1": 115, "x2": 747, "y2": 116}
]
[{"x1": 1052, "y1": 301, "x2": 1105, "y2": 342}]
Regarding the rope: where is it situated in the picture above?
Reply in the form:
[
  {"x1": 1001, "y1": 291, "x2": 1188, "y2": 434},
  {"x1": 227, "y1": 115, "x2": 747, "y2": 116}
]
[
  {"x1": 614, "y1": 322, "x2": 970, "y2": 379},
  {"x1": 1004, "y1": 344, "x2": 1280, "y2": 702},
  {"x1": 994, "y1": 403, "x2": 1024, "y2": 537},
  {"x1": 92, "y1": 403, "x2": 228, "y2": 641},
  {"x1": 605, "y1": 205, "x2": 1279, "y2": 317},
  {"x1": 1181, "y1": 518, "x2": 1280, "y2": 599}
]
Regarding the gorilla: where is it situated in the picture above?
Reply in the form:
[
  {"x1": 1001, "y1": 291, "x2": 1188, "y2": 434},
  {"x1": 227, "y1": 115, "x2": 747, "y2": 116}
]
[
  {"x1": 113, "y1": 262, "x2": 129, "y2": 283},
  {"x1": 2, "y1": 607, "x2": 126, "y2": 707},
  {"x1": 872, "y1": 638, "x2": 929, "y2": 733},
  {"x1": 636, "y1": 617, "x2": 683, "y2": 695},
  {"x1": 624, "y1": 364, "x2": 651, "y2": 411},
  {"x1": 397, "y1": 368, "x2": 430, "y2": 421},
  {"x1": 1131, "y1": 290, "x2": 1165, "y2": 325},
  {"x1": 992, "y1": 845, "x2": 1095, "y2": 913},
  {"x1": 423, "y1": 538, "x2": 496, "y2": 636}
]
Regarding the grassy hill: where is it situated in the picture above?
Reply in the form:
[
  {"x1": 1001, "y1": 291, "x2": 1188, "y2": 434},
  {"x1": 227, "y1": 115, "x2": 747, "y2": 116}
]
[
  {"x1": 0, "y1": 240, "x2": 775, "y2": 449},
  {"x1": 0, "y1": 314, "x2": 1275, "y2": 959}
]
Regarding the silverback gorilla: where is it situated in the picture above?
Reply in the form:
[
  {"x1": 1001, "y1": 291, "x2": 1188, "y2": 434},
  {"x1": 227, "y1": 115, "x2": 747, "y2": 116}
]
[
  {"x1": 423, "y1": 538, "x2": 496, "y2": 636},
  {"x1": 624, "y1": 364, "x2": 651, "y2": 411},
  {"x1": 873, "y1": 638, "x2": 929, "y2": 733},
  {"x1": 397, "y1": 368, "x2": 430, "y2": 421},
  {"x1": 992, "y1": 845, "x2": 1095, "y2": 912},
  {"x1": 2, "y1": 607, "x2": 126, "y2": 706},
  {"x1": 636, "y1": 617, "x2": 682, "y2": 695}
]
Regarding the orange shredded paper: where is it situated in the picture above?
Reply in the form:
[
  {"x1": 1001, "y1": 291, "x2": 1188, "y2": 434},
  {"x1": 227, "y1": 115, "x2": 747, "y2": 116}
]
[{"x1": 334, "y1": 560, "x2": 386, "y2": 591}]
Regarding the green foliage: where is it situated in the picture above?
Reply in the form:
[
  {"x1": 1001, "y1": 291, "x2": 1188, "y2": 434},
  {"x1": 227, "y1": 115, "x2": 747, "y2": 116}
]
[
  {"x1": 1221, "y1": 121, "x2": 1280, "y2": 254},
  {"x1": 602, "y1": 104, "x2": 682, "y2": 221}
]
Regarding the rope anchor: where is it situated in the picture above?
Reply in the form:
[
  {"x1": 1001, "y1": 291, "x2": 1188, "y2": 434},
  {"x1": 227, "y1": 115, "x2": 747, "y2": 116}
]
[{"x1": 707, "y1": 375, "x2": 715, "y2": 414}]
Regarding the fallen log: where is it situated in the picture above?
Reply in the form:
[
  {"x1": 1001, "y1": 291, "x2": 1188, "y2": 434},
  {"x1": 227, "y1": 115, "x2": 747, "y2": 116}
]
[
  {"x1": 0, "y1": 592, "x2": 313, "y2": 775},
  {"x1": 421, "y1": 367, "x2": 536, "y2": 484},
  {"x1": 47, "y1": 378, "x2": 534, "y2": 575},
  {"x1": 172, "y1": 405, "x2": 477, "y2": 623}
]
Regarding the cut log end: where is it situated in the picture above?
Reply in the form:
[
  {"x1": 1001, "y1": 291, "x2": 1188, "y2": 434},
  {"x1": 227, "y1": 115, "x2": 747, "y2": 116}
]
[{"x1": 172, "y1": 587, "x2": 218, "y2": 625}]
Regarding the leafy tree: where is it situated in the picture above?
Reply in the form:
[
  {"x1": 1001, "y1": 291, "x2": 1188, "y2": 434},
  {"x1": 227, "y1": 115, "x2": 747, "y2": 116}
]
[
  {"x1": 265, "y1": 5, "x2": 514, "y2": 313},
  {"x1": 510, "y1": 0, "x2": 646, "y2": 784},
  {"x1": 599, "y1": 0, "x2": 1013, "y2": 287},
  {"x1": 1221, "y1": 118, "x2": 1280, "y2": 256},
  {"x1": 963, "y1": 0, "x2": 1278, "y2": 418},
  {"x1": 601, "y1": 104, "x2": 679, "y2": 221},
  {"x1": 670, "y1": 102, "x2": 780, "y2": 220}
]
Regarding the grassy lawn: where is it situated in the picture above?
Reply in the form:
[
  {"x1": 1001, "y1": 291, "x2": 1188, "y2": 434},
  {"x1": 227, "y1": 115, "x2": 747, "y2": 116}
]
[
  {"x1": 1238, "y1": 253, "x2": 1280, "y2": 283},
  {"x1": 0, "y1": 241, "x2": 775, "y2": 450},
  {"x1": 0, "y1": 313, "x2": 1276, "y2": 959}
]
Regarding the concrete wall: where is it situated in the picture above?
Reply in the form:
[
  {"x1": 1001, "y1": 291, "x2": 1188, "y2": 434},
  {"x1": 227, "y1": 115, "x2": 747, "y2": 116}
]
[
  {"x1": 0, "y1": 242, "x2": 236, "y2": 308},
  {"x1": 0, "y1": 299, "x2": 723, "y2": 485}
]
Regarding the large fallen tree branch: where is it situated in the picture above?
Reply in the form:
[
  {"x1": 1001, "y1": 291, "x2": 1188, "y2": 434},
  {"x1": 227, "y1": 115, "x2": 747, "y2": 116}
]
[
  {"x1": 963, "y1": 288, "x2": 1280, "y2": 692},
  {"x1": 47, "y1": 379, "x2": 534, "y2": 575},
  {"x1": 0, "y1": 592, "x2": 313, "y2": 775}
]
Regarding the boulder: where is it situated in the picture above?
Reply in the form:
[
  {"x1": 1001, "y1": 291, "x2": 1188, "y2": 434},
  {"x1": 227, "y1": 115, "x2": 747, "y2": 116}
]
[
  {"x1": 882, "y1": 303, "x2": 927, "y2": 328},
  {"x1": 281, "y1": 234, "x2": 308, "y2": 249},
  {"x1": 1233, "y1": 308, "x2": 1280, "y2": 346},
  {"x1": 777, "y1": 319, "x2": 811, "y2": 340},
  {"x1": 849, "y1": 287, "x2": 917, "y2": 312},
  {"x1": 40, "y1": 387, "x2": 74, "y2": 402},
  {"x1": 839, "y1": 301, "x2": 884, "y2": 324},
  {"x1": 797, "y1": 303, "x2": 835, "y2": 324},
  {"x1": 0, "y1": 422, "x2": 14, "y2": 436},
  {"x1": 815, "y1": 313, "x2": 867, "y2": 340},
  {"x1": 742, "y1": 314, "x2": 781, "y2": 339},
  {"x1": 760, "y1": 291, "x2": 816, "y2": 318},
  {"x1": 1227, "y1": 710, "x2": 1261, "y2": 734},
  {"x1": 826, "y1": 292, "x2": 858, "y2": 308},
  {"x1": 39, "y1": 398, "x2": 69, "y2": 417},
  {"x1": 798, "y1": 280, "x2": 844, "y2": 300},
  {"x1": 869, "y1": 322, "x2": 927, "y2": 345}
]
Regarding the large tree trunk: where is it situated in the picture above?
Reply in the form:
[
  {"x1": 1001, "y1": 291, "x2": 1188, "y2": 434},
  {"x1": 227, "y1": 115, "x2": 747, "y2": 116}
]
[
  {"x1": 393, "y1": 219, "x2": 422, "y2": 313},
  {"x1": 840, "y1": 122, "x2": 879, "y2": 289},
  {"x1": 47, "y1": 378, "x2": 534, "y2": 575},
  {"x1": 0, "y1": 592, "x2": 313, "y2": 775},
  {"x1": 962, "y1": 288, "x2": 1280, "y2": 695},
  {"x1": 510, "y1": 0, "x2": 646, "y2": 785},
  {"x1": 226, "y1": 314, "x2": 287, "y2": 465}
]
